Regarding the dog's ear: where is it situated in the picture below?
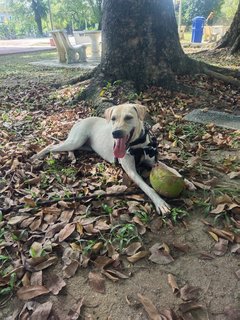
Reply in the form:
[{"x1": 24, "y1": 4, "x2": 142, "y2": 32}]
[
  {"x1": 104, "y1": 107, "x2": 114, "y2": 122},
  {"x1": 134, "y1": 104, "x2": 147, "y2": 121}
]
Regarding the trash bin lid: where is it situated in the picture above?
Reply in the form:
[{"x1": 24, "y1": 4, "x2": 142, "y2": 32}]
[{"x1": 192, "y1": 16, "x2": 205, "y2": 21}]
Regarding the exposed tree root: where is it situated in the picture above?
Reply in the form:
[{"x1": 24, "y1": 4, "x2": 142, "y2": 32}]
[
  {"x1": 52, "y1": 69, "x2": 96, "y2": 89},
  {"x1": 0, "y1": 190, "x2": 144, "y2": 215},
  {"x1": 52, "y1": 53, "x2": 240, "y2": 112},
  {"x1": 203, "y1": 67, "x2": 240, "y2": 88}
]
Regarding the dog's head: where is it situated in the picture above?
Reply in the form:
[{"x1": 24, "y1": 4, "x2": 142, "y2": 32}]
[{"x1": 105, "y1": 103, "x2": 147, "y2": 158}]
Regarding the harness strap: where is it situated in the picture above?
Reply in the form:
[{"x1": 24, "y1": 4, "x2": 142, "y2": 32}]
[{"x1": 114, "y1": 125, "x2": 158, "y2": 165}]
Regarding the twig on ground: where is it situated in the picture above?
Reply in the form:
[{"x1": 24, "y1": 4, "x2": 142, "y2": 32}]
[{"x1": 0, "y1": 190, "x2": 145, "y2": 215}]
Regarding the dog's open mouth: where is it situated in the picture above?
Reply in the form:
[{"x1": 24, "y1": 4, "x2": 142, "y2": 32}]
[{"x1": 113, "y1": 129, "x2": 134, "y2": 158}]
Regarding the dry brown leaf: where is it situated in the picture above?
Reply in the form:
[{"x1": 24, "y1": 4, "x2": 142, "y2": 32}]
[
  {"x1": 30, "y1": 242, "x2": 43, "y2": 258},
  {"x1": 58, "y1": 223, "x2": 75, "y2": 242},
  {"x1": 198, "y1": 252, "x2": 215, "y2": 260},
  {"x1": 88, "y1": 272, "x2": 106, "y2": 294},
  {"x1": 192, "y1": 181, "x2": 211, "y2": 190},
  {"x1": 29, "y1": 217, "x2": 42, "y2": 231},
  {"x1": 127, "y1": 250, "x2": 149, "y2": 263},
  {"x1": 231, "y1": 244, "x2": 240, "y2": 254},
  {"x1": 45, "y1": 222, "x2": 66, "y2": 238},
  {"x1": 125, "y1": 242, "x2": 142, "y2": 256},
  {"x1": 46, "y1": 274, "x2": 66, "y2": 295},
  {"x1": 224, "y1": 305, "x2": 240, "y2": 320},
  {"x1": 17, "y1": 285, "x2": 49, "y2": 301},
  {"x1": 94, "y1": 256, "x2": 114, "y2": 270},
  {"x1": 22, "y1": 196, "x2": 36, "y2": 207},
  {"x1": 94, "y1": 219, "x2": 111, "y2": 231},
  {"x1": 227, "y1": 171, "x2": 240, "y2": 179},
  {"x1": 91, "y1": 242, "x2": 104, "y2": 253},
  {"x1": 208, "y1": 231, "x2": 219, "y2": 242},
  {"x1": 212, "y1": 238, "x2": 229, "y2": 256},
  {"x1": 59, "y1": 210, "x2": 74, "y2": 222},
  {"x1": 63, "y1": 260, "x2": 79, "y2": 279},
  {"x1": 167, "y1": 274, "x2": 179, "y2": 295},
  {"x1": 215, "y1": 194, "x2": 233, "y2": 204},
  {"x1": 21, "y1": 272, "x2": 31, "y2": 287},
  {"x1": 30, "y1": 301, "x2": 52, "y2": 320},
  {"x1": 104, "y1": 269, "x2": 129, "y2": 280},
  {"x1": 137, "y1": 293, "x2": 161, "y2": 320},
  {"x1": 101, "y1": 270, "x2": 119, "y2": 282},
  {"x1": 106, "y1": 185, "x2": 128, "y2": 194},
  {"x1": 30, "y1": 271, "x2": 42, "y2": 286},
  {"x1": 8, "y1": 215, "x2": 28, "y2": 225},
  {"x1": 179, "y1": 302, "x2": 204, "y2": 313},
  {"x1": 180, "y1": 284, "x2": 201, "y2": 301},
  {"x1": 209, "y1": 227, "x2": 234, "y2": 242},
  {"x1": 235, "y1": 269, "x2": 240, "y2": 279},
  {"x1": 34, "y1": 256, "x2": 58, "y2": 271},
  {"x1": 20, "y1": 216, "x2": 36, "y2": 228},
  {"x1": 66, "y1": 297, "x2": 84, "y2": 320},
  {"x1": 149, "y1": 243, "x2": 174, "y2": 265},
  {"x1": 79, "y1": 217, "x2": 99, "y2": 226},
  {"x1": 210, "y1": 203, "x2": 227, "y2": 214},
  {"x1": 172, "y1": 242, "x2": 190, "y2": 253}
]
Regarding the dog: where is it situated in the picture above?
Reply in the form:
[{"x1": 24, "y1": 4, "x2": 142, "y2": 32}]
[{"x1": 31, "y1": 103, "x2": 195, "y2": 215}]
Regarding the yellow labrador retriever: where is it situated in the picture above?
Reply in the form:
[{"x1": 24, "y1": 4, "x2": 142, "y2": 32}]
[{"x1": 31, "y1": 103, "x2": 194, "y2": 215}]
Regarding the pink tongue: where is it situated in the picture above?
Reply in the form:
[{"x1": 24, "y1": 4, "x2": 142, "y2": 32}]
[{"x1": 113, "y1": 136, "x2": 128, "y2": 158}]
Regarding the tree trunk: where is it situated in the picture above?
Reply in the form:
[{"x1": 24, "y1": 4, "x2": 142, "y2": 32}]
[
  {"x1": 217, "y1": 1, "x2": 240, "y2": 54},
  {"x1": 74, "y1": 0, "x2": 240, "y2": 106},
  {"x1": 100, "y1": 0, "x2": 197, "y2": 89},
  {"x1": 32, "y1": 0, "x2": 43, "y2": 36}
]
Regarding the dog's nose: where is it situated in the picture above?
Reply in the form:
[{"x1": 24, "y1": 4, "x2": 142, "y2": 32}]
[{"x1": 112, "y1": 130, "x2": 125, "y2": 139}]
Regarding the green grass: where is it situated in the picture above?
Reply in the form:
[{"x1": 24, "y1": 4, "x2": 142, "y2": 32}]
[{"x1": 0, "y1": 50, "x2": 83, "y2": 87}]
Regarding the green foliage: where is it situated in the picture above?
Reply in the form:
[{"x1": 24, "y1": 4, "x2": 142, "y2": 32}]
[
  {"x1": 1, "y1": 0, "x2": 102, "y2": 39},
  {"x1": 0, "y1": 272, "x2": 16, "y2": 297},
  {"x1": 181, "y1": 0, "x2": 224, "y2": 26},
  {"x1": 220, "y1": 0, "x2": 239, "y2": 23},
  {"x1": 110, "y1": 223, "x2": 140, "y2": 251},
  {"x1": 166, "y1": 208, "x2": 189, "y2": 223}
]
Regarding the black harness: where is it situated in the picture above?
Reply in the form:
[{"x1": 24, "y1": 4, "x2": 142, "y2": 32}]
[{"x1": 114, "y1": 124, "x2": 158, "y2": 167}]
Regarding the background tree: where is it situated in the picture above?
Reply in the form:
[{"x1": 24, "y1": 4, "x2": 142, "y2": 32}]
[
  {"x1": 100, "y1": 0, "x2": 193, "y2": 89},
  {"x1": 80, "y1": 0, "x2": 240, "y2": 110},
  {"x1": 31, "y1": 0, "x2": 47, "y2": 35},
  {"x1": 86, "y1": 0, "x2": 102, "y2": 29},
  {"x1": 3, "y1": 0, "x2": 101, "y2": 38},
  {"x1": 7, "y1": 0, "x2": 47, "y2": 36},
  {"x1": 6, "y1": 0, "x2": 36, "y2": 38},
  {"x1": 181, "y1": 0, "x2": 224, "y2": 26},
  {"x1": 220, "y1": 0, "x2": 239, "y2": 23},
  {"x1": 217, "y1": 0, "x2": 240, "y2": 53}
]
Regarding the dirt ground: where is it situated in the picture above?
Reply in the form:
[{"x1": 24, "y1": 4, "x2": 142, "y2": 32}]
[
  {"x1": 0, "y1": 49, "x2": 240, "y2": 320},
  {"x1": 1, "y1": 209, "x2": 240, "y2": 320}
]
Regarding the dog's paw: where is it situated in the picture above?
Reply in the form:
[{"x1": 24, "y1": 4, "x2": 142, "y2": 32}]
[{"x1": 154, "y1": 199, "x2": 171, "y2": 216}]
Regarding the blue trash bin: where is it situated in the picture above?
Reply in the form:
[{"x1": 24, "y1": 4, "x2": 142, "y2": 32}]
[{"x1": 191, "y1": 16, "x2": 205, "y2": 43}]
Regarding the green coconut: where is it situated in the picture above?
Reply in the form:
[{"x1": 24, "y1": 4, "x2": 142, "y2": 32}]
[{"x1": 150, "y1": 164, "x2": 185, "y2": 198}]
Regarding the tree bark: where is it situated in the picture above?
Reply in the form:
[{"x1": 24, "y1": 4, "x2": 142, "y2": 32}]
[
  {"x1": 100, "y1": 0, "x2": 198, "y2": 89},
  {"x1": 216, "y1": 1, "x2": 240, "y2": 54},
  {"x1": 32, "y1": 0, "x2": 43, "y2": 36},
  {"x1": 78, "y1": 0, "x2": 240, "y2": 107}
]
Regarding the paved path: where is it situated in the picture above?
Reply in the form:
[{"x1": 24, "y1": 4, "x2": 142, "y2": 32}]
[
  {"x1": 0, "y1": 37, "x2": 56, "y2": 55},
  {"x1": 184, "y1": 109, "x2": 240, "y2": 130}
]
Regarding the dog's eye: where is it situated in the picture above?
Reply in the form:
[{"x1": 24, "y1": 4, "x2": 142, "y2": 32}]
[
  {"x1": 124, "y1": 115, "x2": 133, "y2": 121},
  {"x1": 111, "y1": 116, "x2": 116, "y2": 121}
]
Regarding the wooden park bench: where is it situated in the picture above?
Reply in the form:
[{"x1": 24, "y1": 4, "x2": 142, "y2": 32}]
[
  {"x1": 179, "y1": 25, "x2": 186, "y2": 40},
  {"x1": 51, "y1": 30, "x2": 88, "y2": 64}
]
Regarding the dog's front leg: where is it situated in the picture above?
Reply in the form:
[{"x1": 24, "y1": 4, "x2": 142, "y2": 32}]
[{"x1": 120, "y1": 155, "x2": 170, "y2": 215}]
